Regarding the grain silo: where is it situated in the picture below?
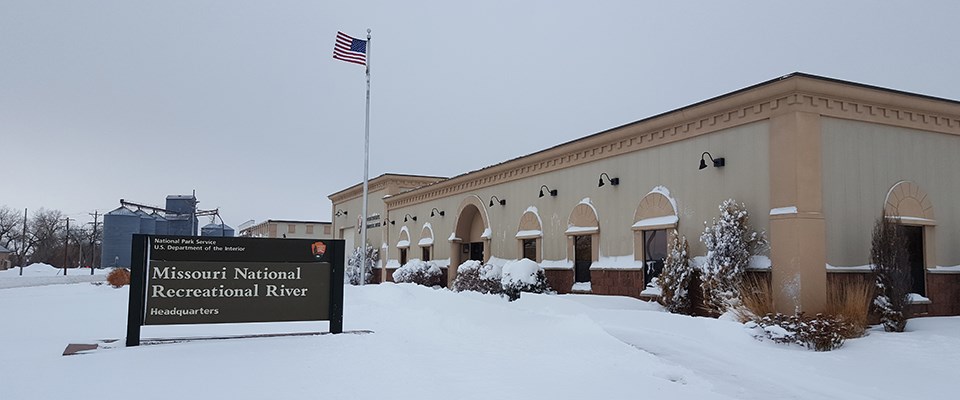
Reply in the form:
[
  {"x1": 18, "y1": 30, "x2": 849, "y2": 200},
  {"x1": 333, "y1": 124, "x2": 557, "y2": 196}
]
[
  {"x1": 201, "y1": 222, "x2": 235, "y2": 237},
  {"x1": 135, "y1": 209, "x2": 156, "y2": 235},
  {"x1": 153, "y1": 212, "x2": 169, "y2": 235},
  {"x1": 101, "y1": 206, "x2": 140, "y2": 268}
]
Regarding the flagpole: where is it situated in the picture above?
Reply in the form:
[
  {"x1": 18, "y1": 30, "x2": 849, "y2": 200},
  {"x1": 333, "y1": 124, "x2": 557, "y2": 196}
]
[{"x1": 359, "y1": 28, "x2": 371, "y2": 286}]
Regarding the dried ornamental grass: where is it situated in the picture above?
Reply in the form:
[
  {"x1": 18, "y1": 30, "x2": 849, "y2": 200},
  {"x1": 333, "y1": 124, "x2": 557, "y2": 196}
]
[
  {"x1": 733, "y1": 273, "x2": 774, "y2": 323},
  {"x1": 826, "y1": 279, "x2": 873, "y2": 338},
  {"x1": 107, "y1": 268, "x2": 130, "y2": 288}
]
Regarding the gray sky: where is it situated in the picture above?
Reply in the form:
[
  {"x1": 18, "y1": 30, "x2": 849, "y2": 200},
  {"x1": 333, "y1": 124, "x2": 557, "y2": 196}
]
[{"x1": 3, "y1": 0, "x2": 959, "y2": 229}]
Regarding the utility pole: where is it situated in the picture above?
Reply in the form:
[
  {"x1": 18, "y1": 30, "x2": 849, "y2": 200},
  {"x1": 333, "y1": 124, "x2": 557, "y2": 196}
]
[
  {"x1": 89, "y1": 210, "x2": 100, "y2": 275},
  {"x1": 19, "y1": 208, "x2": 26, "y2": 276},
  {"x1": 63, "y1": 217, "x2": 73, "y2": 275}
]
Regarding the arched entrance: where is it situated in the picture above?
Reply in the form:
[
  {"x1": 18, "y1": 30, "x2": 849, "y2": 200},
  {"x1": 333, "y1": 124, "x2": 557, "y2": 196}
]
[
  {"x1": 450, "y1": 196, "x2": 490, "y2": 285},
  {"x1": 884, "y1": 181, "x2": 935, "y2": 296},
  {"x1": 566, "y1": 199, "x2": 599, "y2": 283}
]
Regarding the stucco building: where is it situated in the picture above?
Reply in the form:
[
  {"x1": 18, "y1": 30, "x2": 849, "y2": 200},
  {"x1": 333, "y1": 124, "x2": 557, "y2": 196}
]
[
  {"x1": 329, "y1": 73, "x2": 960, "y2": 316},
  {"x1": 238, "y1": 219, "x2": 334, "y2": 240}
]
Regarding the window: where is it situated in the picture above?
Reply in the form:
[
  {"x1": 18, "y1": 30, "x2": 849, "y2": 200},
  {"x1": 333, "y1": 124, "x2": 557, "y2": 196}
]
[
  {"x1": 642, "y1": 229, "x2": 668, "y2": 286},
  {"x1": 422, "y1": 247, "x2": 431, "y2": 262},
  {"x1": 306, "y1": 224, "x2": 314, "y2": 234},
  {"x1": 287, "y1": 224, "x2": 296, "y2": 234},
  {"x1": 324, "y1": 225, "x2": 331, "y2": 235},
  {"x1": 400, "y1": 248, "x2": 408, "y2": 266},
  {"x1": 522, "y1": 239, "x2": 537, "y2": 261}
]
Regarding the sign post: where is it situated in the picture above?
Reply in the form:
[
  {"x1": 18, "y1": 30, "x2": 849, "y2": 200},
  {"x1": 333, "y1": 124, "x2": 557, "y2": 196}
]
[{"x1": 126, "y1": 235, "x2": 344, "y2": 347}]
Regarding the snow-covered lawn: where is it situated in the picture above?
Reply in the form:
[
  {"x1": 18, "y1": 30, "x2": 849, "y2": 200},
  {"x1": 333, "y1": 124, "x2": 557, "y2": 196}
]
[{"x1": 1, "y1": 280, "x2": 958, "y2": 399}]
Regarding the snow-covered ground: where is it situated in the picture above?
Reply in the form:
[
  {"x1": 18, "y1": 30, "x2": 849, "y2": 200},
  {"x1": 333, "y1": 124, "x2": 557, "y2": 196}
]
[
  {"x1": 0, "y1": 263, "x2": 109, "y2": 289},
  {"x1": 1, "y1": 279, "x2": 958, "y2": 400}
]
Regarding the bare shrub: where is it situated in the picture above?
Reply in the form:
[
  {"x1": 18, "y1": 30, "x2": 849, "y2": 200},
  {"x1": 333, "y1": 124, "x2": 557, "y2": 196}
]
[
  {"x1": 733, "y1": 273, "x2": 774, "y2": 323},
  {"x1": 871, "y1": 214, "x2": 912, "y2": 332},
  {"x1": 827, "y1": 278, "x2": 874, "y2": 338},
  {"x1": 750, "y1": 312, "x2": 847, "y2": 352},
  {"x1": 107, "y1": 268, "x2": 130, "y2": 288}
]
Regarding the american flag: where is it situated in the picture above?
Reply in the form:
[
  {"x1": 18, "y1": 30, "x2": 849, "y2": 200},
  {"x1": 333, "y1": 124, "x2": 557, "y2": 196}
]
[{"x1": 333, "y1": 31, "x2": 367, "y2": 66}]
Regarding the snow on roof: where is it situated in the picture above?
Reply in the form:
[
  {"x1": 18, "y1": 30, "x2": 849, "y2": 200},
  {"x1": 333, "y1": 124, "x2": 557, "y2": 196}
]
[
  {"x1": 770, "y1": 206, "x2": 798, "y2": 216},
  {"x1": 590, "y1": 255, "x2": 642, "y2": 270},
  {"x1": 565, "y1": 225, "x2": 598, "y2": 235},
  {"x1": 540, "y1": 259, "x2": 572, "y2": 270},
  {"x1": 826, "y1": 263, "x2": 873, "y2": 272},
  {"x1": 0, "y1": 244, "x2": 10, "y2": 253},
  {"x1": 747, "y1": 255, "x2": 772, "y2": 270},
  {"x1": 481, "y1": 228, "x2": 492, "y2": 239},
  {"x1": 930, "y1": 265, "x2": 960, "y2": 274},
  {"x1": 515, "y1": 229, "x2": 542, "y2": 239},
  {"x1": 447, "y1": 232, "x2": 460, "y2": 242},
  {"x1": 396, "y1": 240, "x2": 410, "y2": 248},
  {"x1": 632, "y1": 215, "x2": 679, "y2": 229},
  {"x1": 418, "y1": 237, "x2": 434, "y2": 246}
]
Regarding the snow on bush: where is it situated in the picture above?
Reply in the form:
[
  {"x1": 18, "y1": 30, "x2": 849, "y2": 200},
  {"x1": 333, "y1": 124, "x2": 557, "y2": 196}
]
[
  {"x1": 699, "y1": 199, "x2": 767, "y2": 315},
  {"x1": 501, "y1": 258, "x2": 551, "y2": 301},
  {"x1": 452, "y1": 260, "x2": 503, "y2": 295},
  {"x1": 392, "y1": 259, "x2": 444, "y2": 287},
  {"x1": 747, "y1": 313, "x2": 846, "y2": 352},
  {"x1": 658, "y1": 230, "x2": 693, "y2": 314},
  {"x1": 347, "y1": 244, "x2": 379, "y2": 285}
]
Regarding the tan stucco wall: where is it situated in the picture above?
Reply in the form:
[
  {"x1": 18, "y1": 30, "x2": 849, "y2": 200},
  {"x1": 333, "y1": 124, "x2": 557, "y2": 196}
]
[
  {"x1": 331, "y1": 186, "x2": 390, "y2": 259},
  {"x1": 821, "y1": 117, "x2": 960, "y2": 267},
  {"x1": 383, "y1": 121, "x2": 770, "y2": 268}
]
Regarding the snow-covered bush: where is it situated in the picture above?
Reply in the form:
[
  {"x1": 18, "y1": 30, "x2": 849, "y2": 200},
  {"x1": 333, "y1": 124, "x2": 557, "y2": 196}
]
[
  {"x1": 749, "y1": 313, "x2": 846, "y2": 352},
  {"x1": 452, "y1": 260, "x2": 503, "y2": 295},
  {"x1": 392, "y1": 259, "x2": 444, "y2": 287},
  {"x1": 347, "y1": 244, "x2": 379, "y2": 285},
  {"x1": 501, "y1": 258, "x2": 551, "y2": 301},
  {"x1": 700, "y1": 199, "x2": 767, "y2": 315},
  {"x1": 658, "y1": 230, "x2": 693, "y2": 314},
  {"x1": 871, "y1": 214, "x2": 911, "y2": 332},
  {"x1": 107, "y1": 268, "x2": 130, "y2": 288}
]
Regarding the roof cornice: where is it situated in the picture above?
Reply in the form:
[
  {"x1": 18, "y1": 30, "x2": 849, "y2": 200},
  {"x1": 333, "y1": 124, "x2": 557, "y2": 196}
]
[{"x1": 384, "y1": 73, "x2": 960, "y2": 209}]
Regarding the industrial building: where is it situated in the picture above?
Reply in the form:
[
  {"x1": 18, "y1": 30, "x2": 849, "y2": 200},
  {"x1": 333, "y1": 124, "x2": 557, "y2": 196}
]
[
  {"x1": 101, "y1": 194, "x2": 233, "y2": 268},
  {"x1": 330, "y1": 73, "x2": 960, "y2": 316}
]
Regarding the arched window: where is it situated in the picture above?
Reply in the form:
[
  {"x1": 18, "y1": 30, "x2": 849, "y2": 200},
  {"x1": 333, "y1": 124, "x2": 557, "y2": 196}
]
[
  {"x1": 516, "y1": 206, "x2": 543, "y2": 262},
  {"x1": 566, "y1": 199, "x2": 599, "y2": 283},
  {"x1": 397, "y1": 226, "x2": 411, "y2": 266},
  {"x1": 419, "y1": 223, "x2": 435, "y2": 262},
  {"x1": 633, "y1": 187, "x2": 679, "y2": 286}
]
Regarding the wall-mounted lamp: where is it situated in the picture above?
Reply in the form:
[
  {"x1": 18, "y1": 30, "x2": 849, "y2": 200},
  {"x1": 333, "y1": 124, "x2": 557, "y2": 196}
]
[
  {"x1": 699, "y1": 152, "x2": 725, "y2": 170},
  {"x1": 335, "y1": 209, "x2": 348, "y2": 217},
  {"x1": 430, "y1": 208, "x2": 445, "y2": 217},
  {"x1": 489, "y1": 196, "x2": 506, "y2": 207},
  {"x1": 539, "y1": 185, "x2": 558, "y2": 198},
  {"x1": 390, "y1": 220, "x2": 395, "y2": 225},
  {"x1": 404, "y1": 213, "x2": 417, "y2": 222},
  {"x1": 598, "y1": 172, "x2": 620, "y2": 187}
]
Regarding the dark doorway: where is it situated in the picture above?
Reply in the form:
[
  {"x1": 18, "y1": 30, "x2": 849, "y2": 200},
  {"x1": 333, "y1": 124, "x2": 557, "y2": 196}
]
[
  {"x1": 574, "y1": 235, "x2": 592, "y2": 283},
  {"x1": 903, "y1": 225, "x2": 925, "y2": 296},
  {"x1": 400, "y1": 248, "x2": 408, "y2": 266},
  {"x1": 465, "y1": 242, "x2": 484, "y2": 262},
  {"x1": 643, "y1": 229, "x2": 667, "y2": 287}
]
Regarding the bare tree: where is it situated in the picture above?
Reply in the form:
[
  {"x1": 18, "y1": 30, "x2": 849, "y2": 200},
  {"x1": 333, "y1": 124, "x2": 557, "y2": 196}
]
[
  {"x1": 0, "y1": 206, "x2": 19, "y2": 249},
  {"x1": 871, "y1": 213, "x2": 912, "y2": 332},
  {"x1": 27, "y1": 209, "x2": 65, "y2": 266}
]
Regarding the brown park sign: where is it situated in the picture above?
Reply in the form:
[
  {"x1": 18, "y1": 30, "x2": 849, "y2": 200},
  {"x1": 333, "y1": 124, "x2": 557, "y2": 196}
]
[{"x1": 126, "y1": 235, "x2": 344, "y2": 346}]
